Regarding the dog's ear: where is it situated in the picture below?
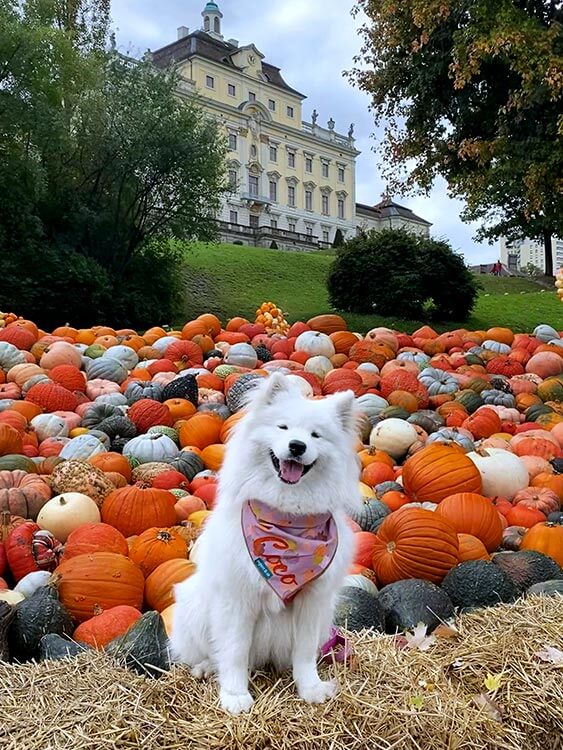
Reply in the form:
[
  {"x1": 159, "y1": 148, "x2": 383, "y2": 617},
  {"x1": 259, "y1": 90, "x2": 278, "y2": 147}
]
[
  {"x1": 330, "y1": 390, "x2": 358, "y2": 436},
  {"x1": 246, "y1": 372, "x2": 292, "y2": 409}
]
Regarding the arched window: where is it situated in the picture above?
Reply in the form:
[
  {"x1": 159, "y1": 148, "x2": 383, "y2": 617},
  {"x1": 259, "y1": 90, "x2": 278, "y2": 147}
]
[
  {"x1": 204, "y1": 16, "x2": 210, "y2": 31},
  {"x1": 214, "y1": 16, "x2": 220, "y2": 33}
]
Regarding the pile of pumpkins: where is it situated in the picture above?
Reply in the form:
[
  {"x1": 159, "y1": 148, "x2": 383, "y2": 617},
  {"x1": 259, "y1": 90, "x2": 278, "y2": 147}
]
[{"x1": 0, "y1": 309, "x2": 562, "y2": 662}]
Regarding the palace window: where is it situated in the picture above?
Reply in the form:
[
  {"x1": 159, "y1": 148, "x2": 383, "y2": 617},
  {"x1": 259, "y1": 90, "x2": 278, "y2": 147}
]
[
  {"x1": 228, "y1": 170, "x2": 237, "y2": 188},
  {"x1": 338, "y1": 198, "x2": 345, "y2": 219},
  {"x1": 306, "y1": 225, "x2": 313, "y2": 237},
  {"x1": 271, "y1": 218, "x2": 278, "y2": 229},
  {"x1": 228, "y1": 133, "x2": 238, "y2": 150},
  {"x1": 288, "y1": 219, "x2": 297, "y2": 232},
  {"x1": 228, "y1": 83, "x2": 236, "y2": 97},
  {"x1": 249, "y1": 214, "x2": 259, "y2": 228},
  {"x1": 323, "y1": 229, "x2": 330, "y2": 243},
  {"x1": 305, "y1": 156, "x2": 313, "y2": 173},
  {"x1": 321, "y1": 161, "x2": 329, "y2": 179},
  {"x1": 229, "y1": 210, "x2": 238, "y2": 224},
  {"x1": 249, "y1": 91, "x2": 256, "y2": 102},
  {"x1": 322, "y1": 194, "x2": 330, "y2": 215},
  {"x1": 287, "y1": 105, "x2": 294, "y2": 118},
  {"x1": 288, "y1": 151, "x2": 296, "y2": 168},
  {"x1": 268, "y1": 99, "x2": 276, "y2": 112},
  {"x1": 338, "y1": 166, "x2": 345, "y2": 182},
  {"x1": 206, "y1": 75, "x2": 215, "y2": 89},
  {"x1": 269, "y1": 180, "x2": 278, "y2": 201},
  {"x1": 249, "y1": 175, "x2": 259, "y2": 196},
  {"x1": 305, "y1": 190, "x2": 313, "y2": 211},
  {"x1": 288, "y1": 185, "x2": 296, "y2": 207}
]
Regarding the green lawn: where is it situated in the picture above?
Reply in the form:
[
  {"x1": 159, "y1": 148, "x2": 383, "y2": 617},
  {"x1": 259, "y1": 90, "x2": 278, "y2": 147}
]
[{"x1": 178, "y1": 242, "x2": 563, "y2": 334}]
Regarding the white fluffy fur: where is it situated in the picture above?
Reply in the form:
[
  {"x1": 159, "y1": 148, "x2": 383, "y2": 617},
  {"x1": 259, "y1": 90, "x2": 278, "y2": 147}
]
[{"x1": 170, "y1": 373, "x2": 361, "y2": 714}]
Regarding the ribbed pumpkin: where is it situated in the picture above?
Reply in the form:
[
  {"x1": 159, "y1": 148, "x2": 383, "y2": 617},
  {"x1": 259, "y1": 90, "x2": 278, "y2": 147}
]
[
  {"x1": 402, "y1": 444, "x2": 482, "y2": 503},
  {"x1": 349, "y1": 340, "x2": 394, "y2": 368},
  {"x1": 49, "y1": 364, "x2": 86, "y2": 392},
  {"x1": 88, "y1": 452, "x2": 132, "y2": 482},
  {"x1": 144, "y1": 558, "x2": 196, "y2": 612},
  {"x1": 178, "y1": 413, "x2": 222, "y2": 450},
  {"x1": 128, "y1": 399, "x2": 173, "y2": 433},
  {"x1": 73, "y1": 605, "x2": 142, "y2": 649},
  {"x1": 129, "y1": 527, "x2": 188, "y2": 577},
  {"x1": 462, "y1": 408, "x2": 502, "y2": 439},
  {"x1": 26, "y1": 382, "x2": 79, "y2": 413},
  {"x1": 307, "y1": 314, "x2": 348, "y2": 334},
  {"x1": 457, "y1": 533, "x2": 491, "y2": 562},
  {"x1": 200, "y1": 443, "x2": 225, "y2": 471},
  {"x1": 0, "y1": 425, "x2": 23, "y2": 457},
  {"x1": 63, "y1": 523, "x2": 129, "y2": 559},
  {"x1": 329, "y1": 331, "x2": 359, "y2": 354},
  {"x1": 435, "y1": 493, "x2": 503, "y2": 551},
  {"x1": 520, "y1": 522, "x2": 563, "y2": 566},
  {"x1": 371, "y1": 508, "x2": 460, "y2": 585},
  {"x1": 55, "y1": 552, "x2": 145, "y2": 623},
  {"x1": 321, "y1": 369, "x2": 363, "y2": 396},
  {"x1": 100, "y1": 483, "x2": 177, "y2": 537}
]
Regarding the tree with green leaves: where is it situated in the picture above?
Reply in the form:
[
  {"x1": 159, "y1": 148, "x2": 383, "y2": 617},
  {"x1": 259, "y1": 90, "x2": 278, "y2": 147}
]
[{"x1": 349, "y1": 0, "x2": 563, "y2": 275}]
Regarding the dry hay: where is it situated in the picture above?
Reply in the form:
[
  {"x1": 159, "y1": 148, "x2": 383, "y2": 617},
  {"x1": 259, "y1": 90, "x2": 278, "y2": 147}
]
[{"x1": 0, "y1": 596, "x2": 562, "y2": 750}]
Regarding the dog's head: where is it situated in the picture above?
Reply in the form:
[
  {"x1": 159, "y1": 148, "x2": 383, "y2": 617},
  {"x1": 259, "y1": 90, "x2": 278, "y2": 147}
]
[{"x1": 222, "y1": 373, "x2": 360, "y2": 514}]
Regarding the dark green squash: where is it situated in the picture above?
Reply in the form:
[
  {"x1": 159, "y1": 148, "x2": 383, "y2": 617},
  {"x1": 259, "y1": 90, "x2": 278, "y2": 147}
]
[
  {"x1": 164, "y1": 450, "x2": 205, "y2": 481},
  {"x1": 333, "y1": 587, "x2": 385, "y2": 632},
  {"x1": 441, "y1": 560, "x2": 517, "y2": 610},
  {"x1": 39, "y1": 633, "x2": 88, "y2": 661},
  {"x1": 492, "y1": 551, "x2": 563, "y2": 594},
  {"x1": 377, "y1": 579, "x2": 455, "y2": 633},
  {"x1": 0, "y1": 602, "x2": 15, "y2": 662},
  {"x1": 81, "y1": 402, "x2": 123, "y2": 430},
  {"x1": 225, "y1": 373, "x2": 264, "y2": 412},
  {"x1": 125, "y1": 381, "x2": 165, "y2": 404},
  {"x1": 0, "y1": 455, "x2": 38, "y2": 473},
  {"x1": 380, "y1": 406, "x2": 410, "y2": 421},
  {"x1": 407, "y1": 410, "x2": 444, "y2": 434},
  {"x1": 351, "y1": 498, "x2": 390, "y2": 532},
  {"x1": 525, "y1": 403, "x2": 554, "y2": 422},
  {"x1": 8, "y1": 583, "x2": 73, "y2": 661},
  {"x1": 97, "y1": 415, "x2": 137, "y2": 441},
  {"x1": 373, "y1": 481, "x2": 403, "y2": 500},
  {"x1": 106, "y1": 611, "x2": 170, "y2": 678},
  {"x1": 161, "y1": 374, "x2": 198, "y2": 407},
  {"x1": 455, "y1": 390, "x2": 484, "y2": 414}
]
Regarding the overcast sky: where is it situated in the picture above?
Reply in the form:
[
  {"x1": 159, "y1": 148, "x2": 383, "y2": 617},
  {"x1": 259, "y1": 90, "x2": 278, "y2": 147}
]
[{"x1": 111, "y1": 0, "x2": 498, "y2": 263}]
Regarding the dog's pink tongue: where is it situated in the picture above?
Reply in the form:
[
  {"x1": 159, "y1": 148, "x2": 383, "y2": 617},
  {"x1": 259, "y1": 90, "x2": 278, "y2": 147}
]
[{"x1": 280, "y1": 460, "x2": 305, "y2": 484}]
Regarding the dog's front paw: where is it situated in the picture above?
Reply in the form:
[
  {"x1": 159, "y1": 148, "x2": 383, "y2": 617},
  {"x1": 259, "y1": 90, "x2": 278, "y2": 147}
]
[
  {"x1": 220, "y1": 689, "x2": 254, "y2": 715},
  {"x1": 191, "y1": 660, "x2": 214, "y2": 679},
  {"x1": 298, "y1": 679, "x2": 337, "y2": 704}
]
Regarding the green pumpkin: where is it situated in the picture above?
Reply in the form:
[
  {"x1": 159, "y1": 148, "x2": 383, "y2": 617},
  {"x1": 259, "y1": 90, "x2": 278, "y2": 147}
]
[
  {"x1": 464, "y1": 354, "x2": 484, "y2": 367},
  {"x1": 455, "y1": 390, "x2": 484, "y2": 414},
  {"x1": 333, "y1": 587, "x2": 385, "y2": 632},
  {"x1": 0, "y1": 455, "x2": 38, "y2": 473},
  {"x1": 165, "y1": 450, "x2": 205, "y2": 480},
  {"x1": 525, "y1": 403, "x2": 554, "y2": 422},
  {"x1": 84, "y1": 344, "x2": 106, "y2": 359},
  {"x1": 536, "y1": 378, "x2": 563, "y2": 403},
  {"x1": 351, "y1": 498, "x2": 390, "y2": 532},
  {"x1": 466, "y1": 377, "x2": 490, "y2": 394},
  {"x1": 148, "y1": 425, "x2": 180, "y2": 444},
  {"x1": 380, "y1": 406, "x2": 410, "y2": 421}
]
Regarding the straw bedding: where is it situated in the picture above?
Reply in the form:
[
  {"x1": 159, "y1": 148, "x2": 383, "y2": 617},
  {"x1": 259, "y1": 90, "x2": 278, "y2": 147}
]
[{"x1": 0, "y1": 596, "x2": 561, "y2": 750}]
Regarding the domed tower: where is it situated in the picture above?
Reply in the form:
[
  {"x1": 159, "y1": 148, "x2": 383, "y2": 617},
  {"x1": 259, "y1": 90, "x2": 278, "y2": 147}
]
[{"x1": 202, "y1": 2, "x2": 224, "y2": 40}]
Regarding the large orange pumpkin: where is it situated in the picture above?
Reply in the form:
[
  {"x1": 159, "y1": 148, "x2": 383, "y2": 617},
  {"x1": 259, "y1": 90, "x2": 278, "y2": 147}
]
[
  {"x1": 402, "y1": 444, "x2": 482, "y2": 503},
  {"x1": 372, "y1": 507, "x2": 459, "y2": 585},
  {"x1": 178, "y1": 413, "x2": 222, "y2": 450},
  {"x1": 55, "y1": 552, "x2": 145, "y2": 623},
  {"x1": 88, "y1": 452, "x2": 132, "y2": 482},
  {"x1": 435, "y1": 493, "x2": 503, "y2": 551},
  {"x1": 457, "y1": 533, "x2": 491, "y2": 562},
  {"x1": 0, "y1": 424, "x2": 23, "y2": 457},
  {"x1": 128, "y1": 527, "x2": 188, "y2": 577},
  {"x1": 63, "y1": 522, "x2": 129, "y2": 559},
  {"x1": 73, "y1": 605, "x2": 142, "y2": 649},
  {"x1": 144, "y1": 558, "x2": 196, "y2": 612},
  {"x1": 520, "y1": 522, "x2": 563, "y2": 566},
  {"x1": 100, "y1": 484, "x2": 177, "y2": 537}
]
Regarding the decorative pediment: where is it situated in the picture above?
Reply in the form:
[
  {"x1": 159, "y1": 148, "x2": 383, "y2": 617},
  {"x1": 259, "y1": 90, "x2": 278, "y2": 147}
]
[
  {"x1": 267, "y1": 170, "x2": 282, "y2": 180},
  {"x1": 303, "y1": 181, "x2": 317, "y2": 190},
  {"x1": 336, "y1": 190, "x2": 349, "y2": 198},
  {"x1": 285, "y1": 176, "x2": 300, "y2": 186},
  {"x1": 320, "y1": 185, "x2": 333, "y2": 194},
  {"x1": 228, "y1": 159, "x2": 241, "y2": 169},
  {"x1": 248, "y1": 162, "x2": 264, "y2": 175}
]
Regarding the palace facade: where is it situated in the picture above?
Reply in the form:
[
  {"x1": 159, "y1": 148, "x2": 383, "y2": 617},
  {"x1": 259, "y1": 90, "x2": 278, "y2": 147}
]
[{"x1": 152, "y1": 2, "x2": 431, "y2": 249}]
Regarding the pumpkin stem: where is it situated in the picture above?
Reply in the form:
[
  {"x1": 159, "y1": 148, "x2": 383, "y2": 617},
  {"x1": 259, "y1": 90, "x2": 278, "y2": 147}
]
[
  {"x1": 157, "y1": 531, "x2": 172, "y2": 542},
  {"x1": 0, "y1": 511, "x2": 10, "y2": 543}
]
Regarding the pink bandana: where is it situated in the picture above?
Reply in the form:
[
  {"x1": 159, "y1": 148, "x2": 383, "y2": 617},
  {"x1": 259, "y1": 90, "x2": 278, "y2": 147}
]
[{"x1": 241, "y1": 499, "x2": 338, "y2": 604}]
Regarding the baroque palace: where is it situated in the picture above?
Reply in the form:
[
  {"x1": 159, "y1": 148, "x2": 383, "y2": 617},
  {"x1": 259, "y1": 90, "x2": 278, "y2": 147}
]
[{"x1": 152, "y1": 2, "x2": 431, "y2": 250}]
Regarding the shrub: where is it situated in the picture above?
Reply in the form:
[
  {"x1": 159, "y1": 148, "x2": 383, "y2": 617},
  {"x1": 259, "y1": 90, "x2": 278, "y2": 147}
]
[{"x1": 327, "y1": 229, "x2": 478, "y2": 322}]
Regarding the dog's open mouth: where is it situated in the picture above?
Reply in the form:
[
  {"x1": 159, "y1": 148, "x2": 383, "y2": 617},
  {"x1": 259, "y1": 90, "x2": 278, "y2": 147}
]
[{"x1": 270, "y1": 452, "x2": 315, "y2": 484}]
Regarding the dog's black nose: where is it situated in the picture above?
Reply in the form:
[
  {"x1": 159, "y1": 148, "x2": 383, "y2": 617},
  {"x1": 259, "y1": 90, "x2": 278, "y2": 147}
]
[{"x1": 288, "y1": 440, "x2": 307, "y2": 457}]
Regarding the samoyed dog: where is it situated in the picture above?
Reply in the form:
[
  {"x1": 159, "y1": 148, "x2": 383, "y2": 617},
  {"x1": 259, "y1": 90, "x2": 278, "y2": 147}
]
[{"x1": 170, "y1": 372, "x2": 361, "y2": 714}]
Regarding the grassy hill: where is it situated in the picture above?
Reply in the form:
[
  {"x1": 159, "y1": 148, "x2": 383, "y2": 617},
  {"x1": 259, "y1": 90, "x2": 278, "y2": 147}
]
[{"x1": 179, "y1": 242, "x2": 563, "y2": 334}]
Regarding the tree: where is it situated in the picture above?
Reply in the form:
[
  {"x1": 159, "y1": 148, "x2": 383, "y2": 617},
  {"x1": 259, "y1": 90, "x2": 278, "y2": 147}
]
[
  {"x1": 327, "y1": 229, "x2": 478, "y2": 321},
  {"x1": 333, "y1": 228, "x2": 345, "y2": 248},
  {"x1": 349, "y1": 0, "x2": 563, "y2": 276}
]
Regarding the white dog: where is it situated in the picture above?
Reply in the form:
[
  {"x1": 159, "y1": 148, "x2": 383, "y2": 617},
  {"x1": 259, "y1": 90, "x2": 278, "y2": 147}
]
[{"x1": 170, "y1": 372, "x2": 361, "y2": 714}]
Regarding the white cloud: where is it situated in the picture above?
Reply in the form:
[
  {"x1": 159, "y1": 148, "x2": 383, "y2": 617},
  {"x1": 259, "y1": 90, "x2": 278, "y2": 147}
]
[{"x1": 110, "y1": 0, "x2": 498, "y2": 264}]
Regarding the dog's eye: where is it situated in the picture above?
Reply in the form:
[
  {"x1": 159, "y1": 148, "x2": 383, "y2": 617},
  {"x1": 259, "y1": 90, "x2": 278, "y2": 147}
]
[
  {"x1": 311, "y1": 431, "x2": 321, "y2": 439},
  {"x1": 278, "y1": 424, "x2": 288, "y2": 430}
]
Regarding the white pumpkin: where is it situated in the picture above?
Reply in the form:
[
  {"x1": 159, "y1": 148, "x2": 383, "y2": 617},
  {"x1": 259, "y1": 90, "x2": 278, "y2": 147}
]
[
  {"x1": 533, "y1": 324, "x2": 559, "y2": 343},
  {"x1": 0, "y1": 342, "x2": 27, "y2": 370},
  {"x1": 94, "y1": 393, "x2": 128, "y2": 406},
  {"x1": 356, "y1": 393, "x2": 389, "y2": 419},
  {"x1": 59, "y1": 434, "x2": 107, "y2": 461},
  {"x1": 31, "y1": 414, "x2": 69, "y2": 442},
  {"x1": 357, "y1": 362, "x2": 380, "y2": 374},
  {"x1": 151, "y1": 335, "x2": 180, "y2": 353},
  {"x1": 467, "y1": 448, "x2": 528, "y2": 500},
  {"x1": 224, "y1": 343, "x2": 258, "y2": 369},
  {"x1": 103, "y1": 345, "x2": 139, "y2": 370},
  {"x1": 123, "y1": 433, "x2": 179, "y2": 464},
  {"x1": 287, "y1": 374, "x2": 314, "y2": 398},
  {"x1": 369, "y1": 418, "x2": 418, "y2": 459},
  {"x1": 14, "y1": 571, "x2": 52, "y2": 598},
  {"x1": 294, "y1": 331, "x2": 335, "y2": 358},
  {"x1": 304, "y1": 355, "x2": 333, "y2": 380},
  {"x1": 37, "y1": 492, "x2": 101, "y2": 542}
]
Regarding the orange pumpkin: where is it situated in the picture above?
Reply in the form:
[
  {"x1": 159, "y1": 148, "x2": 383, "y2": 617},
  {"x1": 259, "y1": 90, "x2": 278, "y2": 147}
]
[
  {"x1": 55, "y1": 552, "x2": 145, "y2": 623},
  {"x1": 358, "y1": 447, "x2": 394, "y2": 470},
  {"x1": 462, "y1": 408, "x2": 502, "y2": 439},
  {"x1": 129, "y1": 527, "x2": 188, "y2": 577},
  {"x1": 520, "y1": 522, "x2": 563, "y2": 565},
  {"x1": 0, "y1": 424, "x2": 23, "y2": 457},
  {"x1": 101, "y1": 484, "x2": 177, "y2": 537},
  {"x1": 360, "y1": 462, "x2": 395, "y2": 487},
  {"x1": 63, "y1": 523, "x2": 129, "y2": 559},
  {"x1": 457, "y1": 533, "x2": 491, "y2": 562},
  {"x1": 144, "y1": 558, "x2": 196, "y2": 612},
  {"x1": 352, "y1": 531, "x2": 378, "y2": 569},
  {"x1": 372, "y1": 507, "x2": 459, "y2": 585},
  {"x1": 435, "y1": 493, "x2": 503, "y2": 551},
  {"x1": 532, "y1": 472, "x2": 563, "y2": 500},
  {"x1": 88, "y1": 452, "x2": 132, "y2": 482},
  {"x1": 197, "y1": 313, "x2": 222, "y2": 338},
  {"x1": 73, "y1": 605, "x2": 142, "y2": 649},
  {"x1": 329, "y1": 331, "x2": 359, "y2": 354},
  {"x1": 402, "y1": 444, "x2": 482, "y2": 503},
  {"x1": 178, "y1": 413, "x2": 222, "y2": 450},
  {"x1": 201, "y1": 443, "x2": 225, "y2": 471}
]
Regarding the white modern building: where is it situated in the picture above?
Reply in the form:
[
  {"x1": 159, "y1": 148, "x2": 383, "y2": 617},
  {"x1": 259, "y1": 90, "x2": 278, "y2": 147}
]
[{"x1": 500, "y1": 236, "x2": 563, "y2": 274}]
